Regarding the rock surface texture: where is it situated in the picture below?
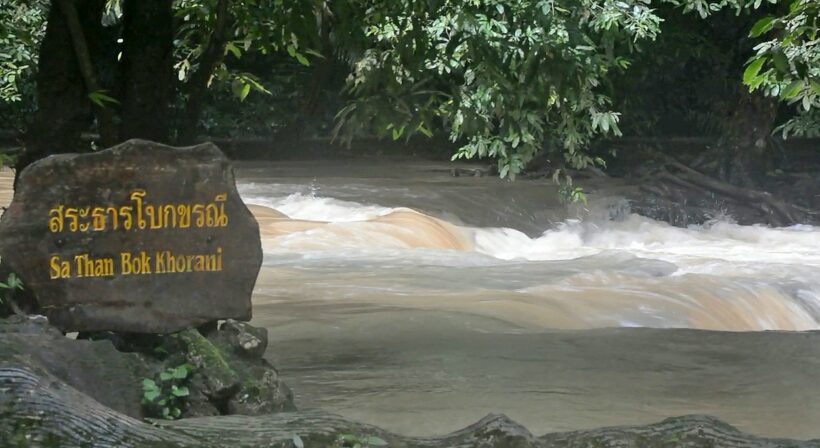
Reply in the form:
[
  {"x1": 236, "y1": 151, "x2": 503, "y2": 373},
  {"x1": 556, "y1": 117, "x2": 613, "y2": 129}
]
[
  {"x1": 0, "y1": 139, "x2": 262, "y2": 333},
  {"x1": 0, "y1": 316, "x2": 294, "y2": 425}
]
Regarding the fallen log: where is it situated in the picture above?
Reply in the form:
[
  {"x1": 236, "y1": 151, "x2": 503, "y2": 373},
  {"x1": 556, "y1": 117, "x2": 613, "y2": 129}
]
[
  {"x1": 652, "y1": 158, "x2": 816, "y2": 227},
  {"x1": 2, "y1": 364, "x2": 819, "y2": 448},
  {"x1": 665, "y1": 161, "x2": 796, "y2": 225}
]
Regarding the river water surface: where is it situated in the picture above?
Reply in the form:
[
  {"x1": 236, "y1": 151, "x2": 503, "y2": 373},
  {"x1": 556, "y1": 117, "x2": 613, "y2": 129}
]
[
  {"x1": 233, "y1": 159, "x2": 820, "y2": 439},
  {"x1": 4, "y1": 159, "x2": 820, "y2": 439}
]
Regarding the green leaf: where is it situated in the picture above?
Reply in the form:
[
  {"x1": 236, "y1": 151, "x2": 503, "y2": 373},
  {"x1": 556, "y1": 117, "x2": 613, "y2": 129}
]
[
  {"x1": 142, "y1": 378, "x2": 157, "y2": 389},
  {"x1": 225, "y1": 42, "x2": 241, "y2": 59},
  {"x1": 160, "y1": 371, "x2": 173, "y2": 381},
  {"x1": 7, "y1": 274, "x2": 23, "y2": 290},
  {"x1": 143, "y1": 390, "x2": 161, "y2": 402},
  {"x1": 499, "y1": 164, "x2": 510, "y2": 178},
  {"x1": 88, "y1": 90, "x2": 120, "y2": 108},
  {"x1": 772, "y1": 51, "x2": 789, "y2": 73},
  {"x1": 810, "y1": 79, "x2": 820, "y2": 96},
  {"x1": 231, "y1": 79, "x2": 251, "y2": 100},
  {"x1": 416, "y1": 123, "x2": 433, "y2": 138},
  {"x1": 304, "y1": 49, "x2": 325, "y2": 59},
  {"x1": 749, "y1": 16, "x2": 775, "y2": 37},
  {"x1": 171, "y1": 386, "x2": 189, "y2": 397},
  {"x1": 295, "y1": 53, "x2": 310, "y2": 66},
  {"x1": 781, "y1": 80, "x2": 803, "y2": 99},
  {"x1": 743, "y1": 57, "x2": 766, "y2": 84},
  {"x1": 172, "y1": 365, "x2": 189, "y2": 379}
]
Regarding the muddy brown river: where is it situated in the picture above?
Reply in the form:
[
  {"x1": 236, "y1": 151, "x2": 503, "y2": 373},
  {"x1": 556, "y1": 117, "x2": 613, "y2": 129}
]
[
  {"x1": 233, "y1": 160, "x2": 820, "y2": 439},
  {"x1": 4, "y1": 159, "x2": 820, "y2": 439}
]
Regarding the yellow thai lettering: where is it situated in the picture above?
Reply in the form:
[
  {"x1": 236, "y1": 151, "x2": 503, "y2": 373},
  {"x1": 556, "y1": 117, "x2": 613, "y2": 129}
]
[{"x1": 47, "y1": 190, "x2": 230, "y2": 233}]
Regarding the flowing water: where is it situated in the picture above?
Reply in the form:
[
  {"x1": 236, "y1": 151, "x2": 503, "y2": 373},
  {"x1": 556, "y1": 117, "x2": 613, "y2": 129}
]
[
  {"x1": 233, "y1": 160, "x2": 820, "y2": 439},
  {"x1": 4, "y1": 160, "x2": 820, "y2": 439}
]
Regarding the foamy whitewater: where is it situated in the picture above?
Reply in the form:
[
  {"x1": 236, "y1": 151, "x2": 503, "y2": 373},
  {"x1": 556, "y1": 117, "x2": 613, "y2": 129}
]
[
  {"x1": 238, "y1": 174, "x2": 820, "y2": 332},
  {"x1": 237, "y1": 161, "x2": 820, "y2": 439}
]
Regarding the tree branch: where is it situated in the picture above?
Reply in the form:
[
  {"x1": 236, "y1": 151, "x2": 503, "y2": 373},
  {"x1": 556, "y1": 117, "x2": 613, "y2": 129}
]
[{"x1": 660, "y1": 158, "x2": 814, "y2": 226}]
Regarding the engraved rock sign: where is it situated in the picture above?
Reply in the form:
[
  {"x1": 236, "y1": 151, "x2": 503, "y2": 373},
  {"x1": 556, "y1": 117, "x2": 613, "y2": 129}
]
[{"x1": 0, "y1": 140, "x2": 262, "y2": 333}]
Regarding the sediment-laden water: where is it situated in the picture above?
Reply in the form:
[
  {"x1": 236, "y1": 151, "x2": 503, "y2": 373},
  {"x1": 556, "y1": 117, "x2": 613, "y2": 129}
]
[
  {"x1": 234, "y1": 160, "x2": 820, "y2": 439},
  {"x1": 3, "y1": 160, "x2": 820, "y2": 439}
]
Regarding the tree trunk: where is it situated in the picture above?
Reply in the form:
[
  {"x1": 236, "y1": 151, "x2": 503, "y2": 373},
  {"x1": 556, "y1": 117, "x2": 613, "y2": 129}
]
[
  {"x1": 18, "y1": 0, "x2": 106, "y2": 177},
  {"x1": 56, "y1": 0, "x2": 118, "y2": 148},
  {"x1": 119, "y1": 0, "x2": 174, "y2": 142},
  {"x1": 298, "y1": 3, "x2": 334, "y2": 119},
  {"x1": 716, "y1": 89, "x2": 779, "y2": 187},
  {"x1": 177, "y1": 0, "x2": 232, "y2": 144}
]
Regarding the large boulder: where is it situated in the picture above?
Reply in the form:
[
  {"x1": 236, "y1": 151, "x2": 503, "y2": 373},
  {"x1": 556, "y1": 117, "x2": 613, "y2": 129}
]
[
  {"x1": 0, "y1": 315, "x2": 148, "y2": 418},
  {"x1": 0, "y1": 139, "x2": 262, "y2": 333}
]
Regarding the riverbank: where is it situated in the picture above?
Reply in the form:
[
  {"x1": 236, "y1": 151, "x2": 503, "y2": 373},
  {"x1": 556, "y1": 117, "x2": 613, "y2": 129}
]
[{"x1": 3, "y1": 314, "x2": 820, "y2": 447}]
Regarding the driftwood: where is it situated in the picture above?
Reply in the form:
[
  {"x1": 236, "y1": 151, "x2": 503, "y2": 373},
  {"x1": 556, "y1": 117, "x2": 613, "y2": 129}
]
[
  {"x1": 2, "y1": 364, "x2": 819, "y2": 448},
  {"x1": 664, "y1": 160, "x2": 814, "y2": 226},
  {"x1": 643, "y1": 156, "x2": 816, "y2": 226}
]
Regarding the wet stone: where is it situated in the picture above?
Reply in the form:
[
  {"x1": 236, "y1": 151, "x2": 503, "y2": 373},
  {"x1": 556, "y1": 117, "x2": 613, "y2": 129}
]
[
  {"x1": 0, "y1": 139, "x2": 262, "y2": 333},
  {"x1": 219, "y1": 319, "x2": 269, "y2": 359}
]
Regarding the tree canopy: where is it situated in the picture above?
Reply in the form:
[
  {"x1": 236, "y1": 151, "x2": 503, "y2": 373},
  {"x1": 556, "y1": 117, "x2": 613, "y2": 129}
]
[{"x1": 0, "y1": 0, "x2": 817, "y2": 184}]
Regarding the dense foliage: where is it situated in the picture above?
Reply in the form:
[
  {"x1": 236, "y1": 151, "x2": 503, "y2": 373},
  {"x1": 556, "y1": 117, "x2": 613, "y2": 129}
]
[
  {"x1": 743, "y1": 0, "x2": 819, "y2": 137},
  {"x1": 0, "y1": 0, "x2": 817, "y2": 179},
  {"x1": 0, "y1": 0, "x2": 46, "y2": 131},
  {"x1": 334, "y1": 0, "x2": 661, "y2": 179}
]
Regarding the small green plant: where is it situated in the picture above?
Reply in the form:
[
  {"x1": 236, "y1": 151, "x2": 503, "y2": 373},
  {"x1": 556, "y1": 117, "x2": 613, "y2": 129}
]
[
  {"x1": 0, "y1": 266, "x2": 25, "y2": 315},
  {"x1": 334, "y1": 433, "x2": 388, "y2": 448},
  {"x1": 0, "y1": 272, "x2": 24, "y2": 305},
  {"x1": 0, "y1": 152, "x2": 17, "y2": 169},
  {"x1": 87, "y1": 89, "x2": 120, "y2": 108},
  {"x1": 559, "y1": 185, "x2": 588, "y2": 206},
  {"x1": 142, "y1": 363, "x2": 193, "y2": 420}
]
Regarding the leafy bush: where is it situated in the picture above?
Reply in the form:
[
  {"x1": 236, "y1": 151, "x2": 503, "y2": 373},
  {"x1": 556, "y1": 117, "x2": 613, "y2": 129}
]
[{"x1": 141, "y1": 363, "x2": 193, "y2": 420}]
